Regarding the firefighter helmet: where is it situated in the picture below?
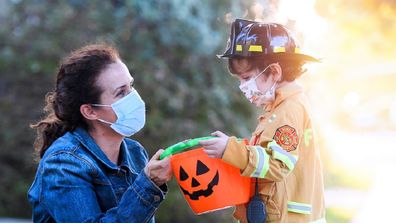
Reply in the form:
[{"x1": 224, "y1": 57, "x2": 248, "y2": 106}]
[{"x1": 217, "y1": 19, "x2": 319, "y2": 62}]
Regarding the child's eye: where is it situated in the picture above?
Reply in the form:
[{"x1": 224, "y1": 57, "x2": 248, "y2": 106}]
[{"x1": 242, "y1": 77, "x2": 250, "y2": 81}]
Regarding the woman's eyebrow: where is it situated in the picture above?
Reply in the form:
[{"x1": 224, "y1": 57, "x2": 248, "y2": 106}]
[{"x1": 112, "y1": 84, "x2": 127, "y2": 94}]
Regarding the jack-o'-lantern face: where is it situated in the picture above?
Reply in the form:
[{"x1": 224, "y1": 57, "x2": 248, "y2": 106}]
[{"x1": 178, "y1": 159, "x2": 219, "y2": 200}]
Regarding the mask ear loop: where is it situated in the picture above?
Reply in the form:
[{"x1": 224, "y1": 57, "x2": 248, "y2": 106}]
[
  {"x1": 252, "y1": 63, "x2": 272, "y2": 81},
  {"x1": 97, "y1": 118, "x2": 113, "y2": 125},
  {"x1": 254, "y1": 62, "x2": 280, "y2": 82},
  {"x1": 90, "y1": 104, "x2": 114, "y2": 125},
  {"x1": 91, "y1": 104, "x2": 112, "y2": 107},
  {"x1": 264, "y1": 82, "x2": 277, "y2": 99},
  {"x1": 262, "y1": 63, "x2": 280, "y2": 99}
]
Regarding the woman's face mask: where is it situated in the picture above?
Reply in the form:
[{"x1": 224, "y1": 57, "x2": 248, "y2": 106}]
[
  {"x1": 91, "y1": 89, "x2": 146, "y2": 137},
  {"x1": 239, "y1": 64, "x2": 277, "y2": 106}
]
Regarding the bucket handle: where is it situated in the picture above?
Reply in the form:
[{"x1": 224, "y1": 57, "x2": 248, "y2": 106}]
[
  {"x1": 160, "y1": 136, "x2": 246, "y2": 160},
  {"x1": 159, "y1": 136, "x2": 215, "y2": 160}
]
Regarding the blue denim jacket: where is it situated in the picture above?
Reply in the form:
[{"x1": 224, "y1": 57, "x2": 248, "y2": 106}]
[{"x1": 28, "y1": 127, "x2": 167, "y2": 223}]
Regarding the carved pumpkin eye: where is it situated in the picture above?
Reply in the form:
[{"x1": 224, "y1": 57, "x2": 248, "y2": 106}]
[
  {"x1": 196, "y1": 160, "x2": 209, "y2": 175},
  {"x1": 178, "y1": 159, "x2": 220, "y2": 200},
  {"x1": 179, "y1": 160, "x2": 210, "y2": 181},
  {"x1": 180, "y1": 166, "x2": 189, "y2": 181}
]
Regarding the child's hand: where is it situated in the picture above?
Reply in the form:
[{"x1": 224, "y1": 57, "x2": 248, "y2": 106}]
[{"x1": 199, "y1": 131, "x2": 229, "y2": 158}]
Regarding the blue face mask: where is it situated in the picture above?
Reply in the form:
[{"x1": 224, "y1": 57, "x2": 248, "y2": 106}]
[{"x1": 91, "y1": 89, "x2": 146, "y2": 137}]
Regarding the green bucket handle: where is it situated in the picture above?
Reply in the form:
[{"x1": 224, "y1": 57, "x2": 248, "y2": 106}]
[{"x1": 159, "y1": 136, "x2": 216, "y2": 160}]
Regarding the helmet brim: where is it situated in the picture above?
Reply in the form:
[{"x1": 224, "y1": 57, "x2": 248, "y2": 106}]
[{"x1": 217, "y1": 52, "x2": 321, "y2": 63}]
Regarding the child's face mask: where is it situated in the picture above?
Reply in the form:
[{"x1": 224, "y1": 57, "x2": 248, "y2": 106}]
[
  {"x1": 91, "y1": 89, "x2": 146, "y2": 137},
  {"x1": 239, "y1": 64, "x2": 277, "y2": 106}
]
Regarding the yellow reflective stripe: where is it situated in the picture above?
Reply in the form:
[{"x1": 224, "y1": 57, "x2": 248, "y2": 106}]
[
  {"x1": 287, "y1": 201, "x2": 312, "y2": 215},
  {"x1": 273, "y1": 151, "x2": 295, "y2": 170},
  {"x1": 295, "y1": 47, "x2": 301, "y2": 53},
  {"x1": 250, "y1": 146, "x2": 269, "y2": 178},
  {"x1": 250, "y1": 147, "x2": 260, "y2": 177},
  {"x1": 304, "y1": 128, "x2": 313, "y2": 146},
  {"x1": 273, "y1": 46, "x2": 285, "y2": 52},
  {"x1": 259, "y1": 148, "x2": 270, "y2": 178},
  {"x1": 236, "y1": 44, "x2": 242, "y2": 52},
  {"x1": 268, "y1": 141, "x2": 298, "y2": 171},
  {"x1": 248, "y1": 45, "x2": 263, "y2": 52},
  {"x1": 310, "y1": 218, "x2": 327, "y2": 223}
]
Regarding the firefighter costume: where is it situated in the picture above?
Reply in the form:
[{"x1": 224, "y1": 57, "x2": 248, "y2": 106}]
[{"x1": 217, "y1": 19, "x2": 326, "y2": 223}]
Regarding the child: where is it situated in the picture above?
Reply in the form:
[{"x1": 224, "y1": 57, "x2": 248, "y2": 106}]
[{"x1": 200, "y1": 19, "x2": 326, "y2": 223}]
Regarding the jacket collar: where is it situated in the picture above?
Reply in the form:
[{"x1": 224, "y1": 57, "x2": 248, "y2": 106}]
[
  {"x1": 118, "y1": 141, "x2": 135, "y2": 173},
  {"x1": 260, "y1": 81, "x2": 303, "y2": 117},
  {"x1": 72, "y1": 127, "x2": 130, "y2": 171}
]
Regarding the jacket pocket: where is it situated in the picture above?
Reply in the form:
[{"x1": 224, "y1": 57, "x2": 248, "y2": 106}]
[
  {"x1": 259, "y1": 181, "x2": 281, "y2": 221},
  {"x1": 93, "y1": 179, "x2": 117, "y2": 211}
]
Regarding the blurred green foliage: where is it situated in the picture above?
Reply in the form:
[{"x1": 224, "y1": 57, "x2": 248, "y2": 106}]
[{"x1": 0, "y1": 0, "x2": 260, "y2": 221}]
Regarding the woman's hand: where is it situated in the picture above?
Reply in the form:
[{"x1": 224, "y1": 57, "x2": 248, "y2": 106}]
[
  {"x1": 199, "y1": 131, "x2": 230, "y2": 158},
  {"x1": 144, "y1": 149, "x2": 172, "y2": 186}
]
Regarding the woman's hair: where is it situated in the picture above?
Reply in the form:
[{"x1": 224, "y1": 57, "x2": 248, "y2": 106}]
[
  {"x1": 31, "y1": 44, "x2": 120, "y2": 159},
  {"x1": 228, "y1": 57, "x2": 306, "y2": 81}
]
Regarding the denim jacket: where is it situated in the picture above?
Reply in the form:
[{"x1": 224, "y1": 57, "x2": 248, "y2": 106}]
[{"x1": 28, "y1": 127, "x2": 167, "y2": 223}]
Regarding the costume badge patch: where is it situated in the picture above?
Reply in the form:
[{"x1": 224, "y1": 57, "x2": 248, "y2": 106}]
[{"x1": 273, "y1": 125, "x2": 299, "y2": 151}]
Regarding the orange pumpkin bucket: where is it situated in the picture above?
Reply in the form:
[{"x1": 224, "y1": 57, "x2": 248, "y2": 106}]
[{"x1": 160, "y1": 137, "x2": 251, "y2": 214}]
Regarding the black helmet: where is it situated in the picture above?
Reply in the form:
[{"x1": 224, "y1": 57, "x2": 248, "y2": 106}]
[{"x1": 217, "y1": 19, "x2": 319, "y2": 62}]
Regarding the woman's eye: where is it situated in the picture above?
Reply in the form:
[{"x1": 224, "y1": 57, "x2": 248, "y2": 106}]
[{"x1": 116, "y1": 90, "x2": 126, "y2": 97}]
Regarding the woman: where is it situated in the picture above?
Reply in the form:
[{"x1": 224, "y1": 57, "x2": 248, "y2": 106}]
[{"x1": 28, "y1": 44, "x2": 172, "y2": 223}]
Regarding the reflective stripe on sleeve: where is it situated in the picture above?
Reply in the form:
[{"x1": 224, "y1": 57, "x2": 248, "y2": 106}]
[
  {"x1": 250, "y1": 146, "x2": 270, "y2": 178},
  {"x1": 287, "y1": 201, "x2": 312, "y2": 215},
  {"x1": 310, "y1": 218, "x2": 327, "y2": 223},
  {"x1": 268, "y1": 141, "x2": 298, "y2": 170}
]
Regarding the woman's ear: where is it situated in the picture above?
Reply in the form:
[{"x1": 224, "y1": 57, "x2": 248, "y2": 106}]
[
  {"x1": 270, "y1": 63, "x2": 282, "y2": 82},
  {"x1": 80, "y1": 104, "x2": 99, "y2": 120}
]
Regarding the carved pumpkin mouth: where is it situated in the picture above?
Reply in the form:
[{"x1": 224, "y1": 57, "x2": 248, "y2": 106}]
[{"x1": 179, "y1": 171, "x2": 219, "y2": 200}]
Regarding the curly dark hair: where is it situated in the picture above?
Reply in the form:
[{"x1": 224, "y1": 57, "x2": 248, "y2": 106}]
[{"x1": 31, "y1": 44, "x2": 120, "y2": 158}]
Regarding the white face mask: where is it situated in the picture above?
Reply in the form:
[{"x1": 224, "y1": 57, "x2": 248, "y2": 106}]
[
  {"x1": 239, "y1": 64, "x2": 277, "y2": 106},
  {"x1": 91, "y1": 89, "x2": 146, "y2": 137}
]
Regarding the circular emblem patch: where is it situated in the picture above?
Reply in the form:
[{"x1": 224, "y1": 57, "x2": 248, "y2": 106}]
[{"x1": 273, "y1": 125, "x2": 299, "y2": 151}]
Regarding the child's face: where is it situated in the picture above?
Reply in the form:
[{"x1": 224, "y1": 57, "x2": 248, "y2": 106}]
[
  {"x1": 229, "y1": 58, "x2": 276, "y2": 91},
  {"x1": 230, "y1": 59, "x2": 282, "y2": 106},
  {"x1": 235, "y1": 68, "x2": 276, "y2": 96}
]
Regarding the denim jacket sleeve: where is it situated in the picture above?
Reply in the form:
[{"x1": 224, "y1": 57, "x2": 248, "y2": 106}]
[{"x1": 39, "y1": 151, "x2": 165, "y2": 223}]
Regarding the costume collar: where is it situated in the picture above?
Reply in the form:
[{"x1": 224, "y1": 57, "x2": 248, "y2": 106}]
[{"x1": 259, "y1": 81, "x2": 304, "y2": 118}]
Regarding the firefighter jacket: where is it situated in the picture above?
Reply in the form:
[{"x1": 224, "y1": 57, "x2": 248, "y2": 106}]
[{"x1": 222, "y1": 82, "x2": 326, "y2": 223}]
